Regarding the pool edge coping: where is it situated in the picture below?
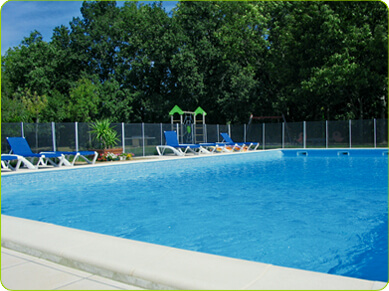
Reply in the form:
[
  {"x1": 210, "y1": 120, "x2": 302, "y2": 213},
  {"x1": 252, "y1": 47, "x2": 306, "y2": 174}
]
[
  {"x1": 0, "y1": 149, "x2": 269, "y2": 176},
  {"x1": 1, "y1": 215, "x2": 387, "y2": 290},
  {"x1": 2, "y1": 147, "x2": 387, "y2": 176}
]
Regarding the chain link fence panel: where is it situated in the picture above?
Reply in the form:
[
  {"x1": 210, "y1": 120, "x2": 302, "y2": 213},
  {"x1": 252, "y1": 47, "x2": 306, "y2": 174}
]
[
  {"x1": 1, "y1": 119, "x2": 387, "y2": 155},
  {"x1": 1, "y1": 123, "x2": 22, "y2": 154},
  {"x1": 327, "y1": 120, "x2": 350, "y2": 148},
  {"x1": 284, "y1": 122, "x2": 303, "y2": 148},
  {"x1": 56, "y1": 123, "x2": 76, "y2": 151},
  {"x1": 376, "y1": 119, "x2": 388, "y2": 147},
  {"x1": 306, "y1": 121, "x2": 326, "y2": 148}
]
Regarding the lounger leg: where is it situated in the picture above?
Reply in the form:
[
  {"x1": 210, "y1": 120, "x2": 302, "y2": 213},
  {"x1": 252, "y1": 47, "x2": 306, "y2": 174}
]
[
  {"x1": 157, "y1": 146, "x2": 184, "y2": 156},
  {"x1": 59, "y1": 155, "x2": 72, "y2": 166},
  {"x1": 232, "y1": 144, "x2": 241, "y2": 152},
  {"x1": 14, "y1": 159, "x2": 22, "y2": 170},
  {"x1": 185, "y1": 147, "x2": 199, "y2": 155},
  {"x1": 19, "y1": 157, "x2": 36, "y2": 170},
  {"x1": 71, "y1": 153, "x2": 81, "y2": 166},
  {"x1": 37, "y1": 157, "x2": 47, "y2": 167},
  {"x1": 1, "y1": 160, "x2": 14, "y2": 170},
  {"x1": 78, "y1": 153, "x2": 97, "y2": 164},
  {"x1": 199, "y1": 147, "x2": 211, "y2": 154},
  {"x1": 91, "y1": 152, "x2": 98, "y2": 164},
  {"x1": 43, "y1": 155, "x2": 71, "y2": 167},
  {"x1": 156, "y1": 146, "x2": 163, "y2": 156}
]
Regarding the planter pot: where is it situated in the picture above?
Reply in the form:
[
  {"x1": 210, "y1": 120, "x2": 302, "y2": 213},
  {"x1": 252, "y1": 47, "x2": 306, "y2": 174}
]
[{"x1": 94, "y1": 148, "x2": 123, "y2": 156}]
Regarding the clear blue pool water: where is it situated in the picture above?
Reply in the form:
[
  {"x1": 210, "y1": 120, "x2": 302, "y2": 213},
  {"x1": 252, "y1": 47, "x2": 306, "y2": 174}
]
[{"x1": 1, "y1": 149, "x2": 388, "y2": 282}]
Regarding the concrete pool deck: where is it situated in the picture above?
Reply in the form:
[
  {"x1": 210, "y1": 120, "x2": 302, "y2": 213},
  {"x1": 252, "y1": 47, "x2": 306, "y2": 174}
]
[
  {"x1": 1, "y1": 215, "x2": 387, "y2": 290},
  {"x1": 1, "y1": 247, "x2": 143, "y2": 290},
  {"x1": 1, "y1": 150, "x2": 388, "y2": 290}
]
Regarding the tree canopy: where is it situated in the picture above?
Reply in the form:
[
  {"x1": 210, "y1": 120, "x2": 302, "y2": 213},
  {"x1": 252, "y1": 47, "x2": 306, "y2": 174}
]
[{"x1": 2, "y1": 1, "x2": 387, "y2": 124}]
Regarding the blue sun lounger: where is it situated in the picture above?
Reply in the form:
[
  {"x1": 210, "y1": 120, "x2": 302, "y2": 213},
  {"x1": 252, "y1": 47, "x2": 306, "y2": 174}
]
[
  {"x1": 6, "y1": 137, "x2": 71, "y2": 167},
  {"x1": 1, "y1": 154, "x2": 37, "y2": 171},
  {"x1": 156, "y1": 131, "x2": 209, "y2": 156},
  {"x1": 220, "y1": 133, "x2": 259, "y2": 151}
]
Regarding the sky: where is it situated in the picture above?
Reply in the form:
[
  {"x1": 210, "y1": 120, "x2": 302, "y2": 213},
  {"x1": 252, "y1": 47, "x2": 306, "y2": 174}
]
[{"x1": 1, "y1": 1, "x2": 178, "y2": 55}]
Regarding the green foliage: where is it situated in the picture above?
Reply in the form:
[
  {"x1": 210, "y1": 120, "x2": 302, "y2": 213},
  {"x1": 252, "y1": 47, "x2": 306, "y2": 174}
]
[
  {"x1": 68, "y1": 77, "x2": 100, "y2": 122},
  {"x1": 20, "y1": 89, "x2": 48, "y2": 123},
  {"x1": 1, "y1": 95, "x2": 28, "y2": 122},
  {"x1": 1, "y1": 88, "x2": 48, "y2": 123},
  {"x1": 1, "y1": 1, "x2": 387, "y2": 123},
  {"x1": 266, "y1": 1, "x2": 388, "y2": 121},
  {"x1": 89, "y1": 119, "x2": 119, "y2": 149}
]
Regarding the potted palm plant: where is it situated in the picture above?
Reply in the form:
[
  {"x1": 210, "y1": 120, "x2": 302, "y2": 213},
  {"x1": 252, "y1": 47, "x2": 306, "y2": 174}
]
[{"x1": 89, "y1": 119, "x2": 122, "y2": 157}]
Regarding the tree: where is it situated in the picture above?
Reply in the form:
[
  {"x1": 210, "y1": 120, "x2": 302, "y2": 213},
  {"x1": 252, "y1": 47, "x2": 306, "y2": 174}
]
[
  {"x1": 73, "y1": 1, "x2": 121, "y2": 82},
  {"x1": 116, "y1": 1, "x2": 177, "y2": 122},
  {"x1": 172, "y1": 2, "x2": 270, "y2": 123},
  {"x1": 1, "y1": 1, "x2": 387, "y2": 124},
  {"x1": 20, "y1": 89, "x2": 48, "y2": 123},
  {"x1": 265, "y1": 1, "x2": 388, "y2": 121},
  {"x1": 67, "y1": 77, "x2": 100, "y2": 122}
]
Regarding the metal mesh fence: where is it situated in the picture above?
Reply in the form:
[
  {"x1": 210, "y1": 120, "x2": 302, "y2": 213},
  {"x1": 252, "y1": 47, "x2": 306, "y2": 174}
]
[
  {"x1": 24, "y1": 123, "x2": 52, "y2": 152},
  {"x1": 284, "y1": 122, "x2": 303, "y2": 148},
  {"x1": 2, "y1": 119, "x2": 387, "y2": 155},
  {"x1": 112, "y1": 123, "x2": 123, "y2": 150},
  {"x1": 247, "y1": 123, "x2": 263, "y2": 147},
  {"x1": 56, "y1": 123, "x2": 76, "y2": 151},
  {"x1": 265, "y1": 123, "x2": 282, "y2": 149},
  {"x1": 327, "y1": 120, "x2": 350, "y2": 148},
  {"x1": 1, "y1": 123, "x2": 21, "y2": 154},
  {"x1": 351, "y1": 119, "x2": 374, "y2": 148},
  {"x1": 205, "y1": 124, "x2": 219, "y2": 143},
  {"x1": 230, "y1": 124, "x2": 245, "y2": 143},
  {"x1": 123, "y1": 123, "x2": 142, "y2": 156},
  {"x1": 218, "y1": 124, "x2": 229, "y2": 142},
  {"x1": 78, "y1": 122, "x2": 96, "y2": 150},
  {"x1": 143, "y1": 123, "x2": 163, "y2": 156},
  {"x1": 306, "y1": 121, "x2": 326, "y2": 148},
  {"x1": 376, "y1": 119, "x2": 388, "y2": 147}
]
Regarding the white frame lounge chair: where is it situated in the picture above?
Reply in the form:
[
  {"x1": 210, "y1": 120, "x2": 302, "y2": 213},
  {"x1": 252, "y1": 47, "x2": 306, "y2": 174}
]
[
  {"x1": 199, "y1": 142, "x2": 232, "y2": 153},
  {"x1": 220, "y1": 133, "x2": 259, "y2": 151},
  {"x1": 41, "y1": 151, "x2": 98, "y2": 166},
  {"x1": 6, "y1": 137, "x2": 71, "y2": 167},
  {"x1": 156, "y1": 131, "x2": 209, "y2": 156},
  {"x1": 1, "y1": 154, "x2": 37, "y2": 171}
]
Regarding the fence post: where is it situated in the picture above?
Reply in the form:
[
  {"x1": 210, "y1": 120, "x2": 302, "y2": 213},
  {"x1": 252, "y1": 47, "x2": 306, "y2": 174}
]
[
  {"x1": 142, "y1": 123, "x2": 145, "y2": 157},
  {"x1": 51, "y1": 122, "x2": 56, "y2": 151},
  {"x1": 21, "y1": 122, "x2": 24, "y2": 137},
  {"x1": 204, "y1": 124, "x2": 208, "y2": 143},
  {"x1": 303, "y1": 121, "x2": 306, "y2": 149},
  {"x1": 349, "y1": 120, "x2": 352, "y2": 148},
  {"x1": 282, "y1": 123, "x2": 285, "y2": 148},
  {"x1": 191, "y1": 124, "x2": 195, "y2": 143},
  {"x1": 75, "y1": 122, "x2": 79, "y2": 152},
  {"x1": 244, "y1": 124, "x2": 246, "y2": 143},
  {"x1": 374, "y1": 119, "x2": 377, "y2": 148},
  {"x1": 217, "y1": 124, "x2": 220, "y2": 142},
  {"x1": 176, "y1": 123, "x2": 180, "y2": 143},
  {"x1": 122, "y1": 122, "x2": 125, "y2": 154},
  {"x1": 160, "y1": 123, "x2": 163, "y2": 145},
  {"x1": 325, "y1": 120, "x2": 329, "y2": 148},
  {"x1": 228, "y1": 124, "x2": 231, "y2": 137},
  {"x1": 262, "y1": 123, "x2": 265, "y2": 150}
]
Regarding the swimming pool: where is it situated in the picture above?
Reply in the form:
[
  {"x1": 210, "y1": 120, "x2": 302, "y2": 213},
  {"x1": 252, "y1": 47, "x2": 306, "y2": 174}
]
[{"x1": 1, "y1": 149, "x2": 388, "y2": 282}]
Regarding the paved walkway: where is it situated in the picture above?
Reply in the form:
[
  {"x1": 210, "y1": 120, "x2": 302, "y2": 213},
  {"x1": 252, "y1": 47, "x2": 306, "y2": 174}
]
[{"x1": 1, "y1": 248, "x2": 143, "y2": 290}]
